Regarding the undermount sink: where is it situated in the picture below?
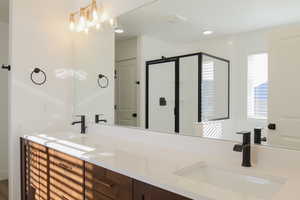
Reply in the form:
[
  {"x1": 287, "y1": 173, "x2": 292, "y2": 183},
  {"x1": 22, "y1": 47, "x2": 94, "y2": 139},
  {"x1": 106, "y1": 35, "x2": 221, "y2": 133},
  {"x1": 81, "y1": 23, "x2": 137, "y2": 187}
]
[{"x1": 174, "y1": 162, "x2": 286, "y2": 200}]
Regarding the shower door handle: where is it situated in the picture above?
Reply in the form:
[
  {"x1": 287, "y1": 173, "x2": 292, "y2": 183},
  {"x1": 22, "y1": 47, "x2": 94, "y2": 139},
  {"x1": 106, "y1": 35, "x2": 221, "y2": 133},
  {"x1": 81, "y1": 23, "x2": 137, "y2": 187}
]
[{"x1": 1, "y1": 64, "x2": 10, "y2": 71}]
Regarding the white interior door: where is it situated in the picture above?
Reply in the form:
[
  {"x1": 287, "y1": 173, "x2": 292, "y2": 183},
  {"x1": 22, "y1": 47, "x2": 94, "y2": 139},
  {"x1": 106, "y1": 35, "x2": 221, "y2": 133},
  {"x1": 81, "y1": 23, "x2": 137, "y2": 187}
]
[
  {"x1": 268, "y1": 25, "x2": 300, "y2": 148},
  {"x1": 0, "y1": 22, "x2": 9, "y2": 180},
  {"x1": 115, "y1": 59, "x2": 138, "y2": 126},
  {"x1": 148, "y1": 61, "x2": 175, "y2": 133},
  {"x1": 0, "y1": 69, "x2": 8, "y2": 180}
]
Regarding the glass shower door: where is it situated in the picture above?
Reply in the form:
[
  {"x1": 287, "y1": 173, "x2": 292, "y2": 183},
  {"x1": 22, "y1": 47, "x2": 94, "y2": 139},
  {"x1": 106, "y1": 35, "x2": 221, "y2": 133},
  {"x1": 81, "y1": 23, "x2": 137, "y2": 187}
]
[{"x1": 148, "y1": 61, "x2": 176, "y2": 133}]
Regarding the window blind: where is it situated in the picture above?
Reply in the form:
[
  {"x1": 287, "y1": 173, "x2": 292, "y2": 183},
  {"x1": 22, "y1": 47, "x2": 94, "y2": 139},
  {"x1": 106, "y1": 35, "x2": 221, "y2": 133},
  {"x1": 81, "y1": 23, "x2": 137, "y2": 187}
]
[
  {"x1": 247, "y1": 53, "x2": 268, "y2": 119},
  {"x1": 202, "y1": 61, "x2": 215, "y2": 120}
]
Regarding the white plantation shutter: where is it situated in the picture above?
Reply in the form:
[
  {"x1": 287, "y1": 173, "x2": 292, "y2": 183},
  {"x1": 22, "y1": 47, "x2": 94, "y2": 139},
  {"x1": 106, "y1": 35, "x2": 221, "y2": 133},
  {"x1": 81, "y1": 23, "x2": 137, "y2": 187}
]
[
  {"x1": 202, "y1": 61, "x2": 215, "y2": 120},
  {"x1": 247, "y1": 53, "x2": 268, "y2": 119}
]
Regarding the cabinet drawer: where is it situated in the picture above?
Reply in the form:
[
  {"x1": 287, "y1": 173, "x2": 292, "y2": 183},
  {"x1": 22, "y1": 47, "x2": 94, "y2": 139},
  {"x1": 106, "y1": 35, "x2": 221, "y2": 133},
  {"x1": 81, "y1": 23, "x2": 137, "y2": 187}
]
[
  {"x1": 49, "y1": 149, "x2": 84, "y2": 167},
  {"x1": 85, "y1": 162, "x2": 133, "y2": 200},
  {"x1": 133, "y1": 180, "x2": 192, "y2": 200},
  {"x1": 85, "y1": 189, "x2": 112, "y2": 200},
  {"x1": 49, "y1": 183, "x2": 83, "y2": 200},
  {"x1": 49, "y1": 149, "x2": 84, "y2": 184},
  {"x1": 49, "y1": 148, "x2": 84, "y2": 200}
]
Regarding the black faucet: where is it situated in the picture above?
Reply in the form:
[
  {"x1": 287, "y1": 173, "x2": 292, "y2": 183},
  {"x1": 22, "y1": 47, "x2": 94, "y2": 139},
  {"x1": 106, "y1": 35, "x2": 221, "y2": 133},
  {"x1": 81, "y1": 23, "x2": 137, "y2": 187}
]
[
  {"x1": 95, "y1": 114, "x2": 107, "y2": 124},
  {"x1": 72, "y1": 115, "x2": 86, "y2": 134},
  {"x1": 254, "y1": 128, "x2": 267, "y2": 144},
  {"x1": 233, "y1": 131, "x2": 251, "y2": 167}
]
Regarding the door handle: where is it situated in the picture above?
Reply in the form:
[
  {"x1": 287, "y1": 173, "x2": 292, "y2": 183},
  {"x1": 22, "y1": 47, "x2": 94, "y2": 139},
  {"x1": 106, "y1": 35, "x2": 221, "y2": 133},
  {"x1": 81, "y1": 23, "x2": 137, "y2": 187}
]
[
  {"x1": 1, "y1": 64, "x2": 10, "y2": 71},
  {"x1": 132, "y1": 113, "x2": 137, "y2": 118}
]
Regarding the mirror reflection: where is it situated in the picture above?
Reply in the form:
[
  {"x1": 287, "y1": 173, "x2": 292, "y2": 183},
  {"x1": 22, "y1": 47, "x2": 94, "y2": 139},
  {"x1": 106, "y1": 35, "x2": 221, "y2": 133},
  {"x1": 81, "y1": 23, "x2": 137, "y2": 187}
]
[{"x1": 74, "y1": 0, "x2": 300, "y2": 150}]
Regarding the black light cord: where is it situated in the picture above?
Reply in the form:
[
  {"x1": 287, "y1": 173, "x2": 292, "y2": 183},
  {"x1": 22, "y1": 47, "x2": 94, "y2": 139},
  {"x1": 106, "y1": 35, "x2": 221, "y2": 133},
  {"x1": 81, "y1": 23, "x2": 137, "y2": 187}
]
[
  {"x1": 97, "y1": 74, "x2": 109, "y2": 88},
  {"x1": 31, "y1": 68, "x2": 47, "y2": 86}
]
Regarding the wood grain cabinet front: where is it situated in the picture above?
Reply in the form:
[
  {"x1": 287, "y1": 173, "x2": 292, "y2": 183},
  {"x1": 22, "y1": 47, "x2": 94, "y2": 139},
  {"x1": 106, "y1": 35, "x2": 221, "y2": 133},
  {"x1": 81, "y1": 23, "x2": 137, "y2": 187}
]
[
  {"x1": 21, "y1": 139, "x2": 84, "y2": 200},
  {"x1": 133, "y1": 180, "x2": 192, "y2": 200},
  {"x1": 23, "y1": 140, "x2": 48, "y2": 200},
  {"x1": 48, "y1": 149, "x2": 84, "y2": 200},
  {"x1": 85, "y1": 162, "x2": 133, "y2": 200}
]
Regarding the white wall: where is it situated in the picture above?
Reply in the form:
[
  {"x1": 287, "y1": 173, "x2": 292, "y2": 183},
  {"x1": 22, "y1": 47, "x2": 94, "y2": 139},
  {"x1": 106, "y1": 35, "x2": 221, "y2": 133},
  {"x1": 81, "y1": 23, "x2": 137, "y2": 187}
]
[
  {"x1": 73, "y1": 28, "x2": 115, "y2": 125},
  {"x1": 268, "y1": 23, "x2": 300, "y2": 148},
  {"x1": 0, "y1": 21, "x2": 9, "y2": 180},
  {"x1": 116, "y1": 38, "x2": 138, "y2": 61},
  {"x1": 9, "y1": 0, "x2": 75, "y2": 199}
]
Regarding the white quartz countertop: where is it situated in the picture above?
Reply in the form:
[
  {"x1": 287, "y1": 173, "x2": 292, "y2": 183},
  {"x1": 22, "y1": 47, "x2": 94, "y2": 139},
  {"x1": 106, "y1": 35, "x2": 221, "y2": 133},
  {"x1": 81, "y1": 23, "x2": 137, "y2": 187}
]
[{"x1": 22, "y1": 128, "x2": 300, "y2": 200}]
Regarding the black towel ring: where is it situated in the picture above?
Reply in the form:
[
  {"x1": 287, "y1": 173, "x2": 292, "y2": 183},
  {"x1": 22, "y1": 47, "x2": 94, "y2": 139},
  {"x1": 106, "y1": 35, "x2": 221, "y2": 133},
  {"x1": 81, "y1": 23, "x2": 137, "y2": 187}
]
[
  {"x1": 31, "y1": 68, "x2": 47, "y2": 86},
  {"x1": 97, "y1": 74, "x2": 109, "y2": 88}
]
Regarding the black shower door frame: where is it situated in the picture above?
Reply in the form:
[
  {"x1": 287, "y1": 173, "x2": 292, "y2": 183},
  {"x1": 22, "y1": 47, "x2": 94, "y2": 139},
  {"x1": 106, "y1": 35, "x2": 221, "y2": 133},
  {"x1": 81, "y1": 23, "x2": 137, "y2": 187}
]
[{"x1": 145, "y1": 52, "x2": 230, "y2": 133}]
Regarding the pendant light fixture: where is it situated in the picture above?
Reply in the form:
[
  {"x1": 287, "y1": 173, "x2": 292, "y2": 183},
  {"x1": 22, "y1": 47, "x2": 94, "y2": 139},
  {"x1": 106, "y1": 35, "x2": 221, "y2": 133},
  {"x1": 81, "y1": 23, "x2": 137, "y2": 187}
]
[{"x1": 69, "y1": 0, "x2": 112, "y2": 33}]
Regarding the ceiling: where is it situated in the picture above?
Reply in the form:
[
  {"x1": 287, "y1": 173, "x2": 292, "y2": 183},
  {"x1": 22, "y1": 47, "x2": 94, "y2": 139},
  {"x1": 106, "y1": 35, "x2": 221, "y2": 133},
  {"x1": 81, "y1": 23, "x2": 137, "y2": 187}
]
[
  {"x1": 117, "y1": 0, "x2": 300, "y2": 42},
  {"x1": 0, "y1": 0, "x2": 9, "y2": 23}
]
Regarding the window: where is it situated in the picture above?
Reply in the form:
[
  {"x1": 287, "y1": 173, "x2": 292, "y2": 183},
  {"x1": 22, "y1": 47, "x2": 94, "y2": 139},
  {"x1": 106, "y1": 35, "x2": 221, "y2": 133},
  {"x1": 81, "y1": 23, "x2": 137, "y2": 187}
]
[
  {"x1": 202, "y1": 61, "x2": 215, "y2": 120},
  {"x1": 247, "y1": 53, "x2": 268, "y2": 119}
]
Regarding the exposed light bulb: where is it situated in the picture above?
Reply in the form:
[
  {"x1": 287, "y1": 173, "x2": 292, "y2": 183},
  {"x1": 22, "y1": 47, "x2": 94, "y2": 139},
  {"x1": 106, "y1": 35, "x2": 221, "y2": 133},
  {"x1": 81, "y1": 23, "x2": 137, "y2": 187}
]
[
  {"x1": 78, "y1": 17, "x2": 86, "y2": 31},
  {"x1": 91, "y1": 0, "x2": 99, "y2": 21},
  {"x1": 69, "y1": 14, "x2": 75, "y2": 31},
  {"x1": 93, "y1": 10, "x2": 98, "y2": 21},
  {"x1": 69, "y1": 1, "x2": 105, "y2": 33},
  {"x1": 69, "y1": 21, "x2": 75, "y2": 31},
  {"x1": 78, "y1": 8, "x2": 86, "y2": 31},
  {"x1": 86, "y1": 9, "x2": 93, "y2": 27}
]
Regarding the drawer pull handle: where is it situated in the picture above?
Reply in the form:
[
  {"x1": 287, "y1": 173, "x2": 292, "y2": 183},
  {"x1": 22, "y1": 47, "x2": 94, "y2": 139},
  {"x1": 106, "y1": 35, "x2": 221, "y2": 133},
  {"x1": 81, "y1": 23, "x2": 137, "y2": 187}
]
[
  {"x1": 58, "y1": 162, "x2": 72, "y2": 170},
  {"x1": 94, "y1": 179, "x2": 114, "y2": 188}
]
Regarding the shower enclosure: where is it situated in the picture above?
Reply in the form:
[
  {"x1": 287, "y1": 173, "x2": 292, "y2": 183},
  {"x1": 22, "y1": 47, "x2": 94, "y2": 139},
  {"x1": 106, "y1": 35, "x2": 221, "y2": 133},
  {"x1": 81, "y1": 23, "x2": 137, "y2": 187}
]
[{"x1": 146, "y1": 52, "x2": 230, "y2": 134}]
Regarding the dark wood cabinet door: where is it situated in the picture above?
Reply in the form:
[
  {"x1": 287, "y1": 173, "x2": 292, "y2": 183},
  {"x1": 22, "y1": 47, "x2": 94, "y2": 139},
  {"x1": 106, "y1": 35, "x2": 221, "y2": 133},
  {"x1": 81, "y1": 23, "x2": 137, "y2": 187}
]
[
  {"x1": 22, "y1": 139, "x2": 85, "y2": 200},
  {"x1": 85, "y1": 162, "x2": 133, "y2": 200},
  {"x1": 49, "y1": 149, "x2": 84, "y2": 200},
  {"x1": 133, "y1": 180, "x2": 192, "y2": 200}
]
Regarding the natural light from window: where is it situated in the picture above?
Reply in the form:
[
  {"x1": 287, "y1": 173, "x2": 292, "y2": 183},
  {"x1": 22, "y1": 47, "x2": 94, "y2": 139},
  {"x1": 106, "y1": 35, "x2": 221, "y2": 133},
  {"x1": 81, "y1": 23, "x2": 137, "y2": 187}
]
[
  {"x1": 247, "y1": 53, "x2": 268, "y2": 119},
  {"x1": 202, "y1": 61, "x2": 215, "y2": 120}
]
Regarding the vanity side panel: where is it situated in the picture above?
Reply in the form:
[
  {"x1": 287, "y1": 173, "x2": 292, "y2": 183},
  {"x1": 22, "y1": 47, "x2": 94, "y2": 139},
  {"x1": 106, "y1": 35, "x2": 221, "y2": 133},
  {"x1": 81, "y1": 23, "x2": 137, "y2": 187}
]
[{"x1": 20, "y1": 138, "x2": 26, "y2": 200}]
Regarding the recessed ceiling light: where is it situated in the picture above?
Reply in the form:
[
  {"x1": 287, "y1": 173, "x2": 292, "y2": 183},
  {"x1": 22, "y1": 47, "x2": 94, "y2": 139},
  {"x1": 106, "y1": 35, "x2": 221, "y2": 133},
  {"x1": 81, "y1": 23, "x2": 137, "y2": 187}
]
[
  {"x1": 203, "y1": 30, "x2": 213, "y2": 35},
  {"x1": 115, "y1": 28, "x2": 124, "y2": 34}
]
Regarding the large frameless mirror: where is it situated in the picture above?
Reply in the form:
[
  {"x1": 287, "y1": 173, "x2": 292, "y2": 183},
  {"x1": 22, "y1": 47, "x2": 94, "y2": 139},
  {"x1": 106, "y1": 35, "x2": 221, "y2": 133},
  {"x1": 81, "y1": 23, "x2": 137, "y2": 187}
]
[{"x1": 73, "y1": 0, "x2": 300, "y2": 151}]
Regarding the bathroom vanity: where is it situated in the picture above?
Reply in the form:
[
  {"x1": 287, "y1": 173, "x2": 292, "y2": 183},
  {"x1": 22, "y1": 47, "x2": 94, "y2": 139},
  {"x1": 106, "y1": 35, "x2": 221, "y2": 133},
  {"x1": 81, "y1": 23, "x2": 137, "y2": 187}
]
[
  {"x1": 19, "y1": 127, "x2": 300, "y2": 200},
  {"x1": 20, "y1": 138, "x2": 191, "y2": 200}
]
